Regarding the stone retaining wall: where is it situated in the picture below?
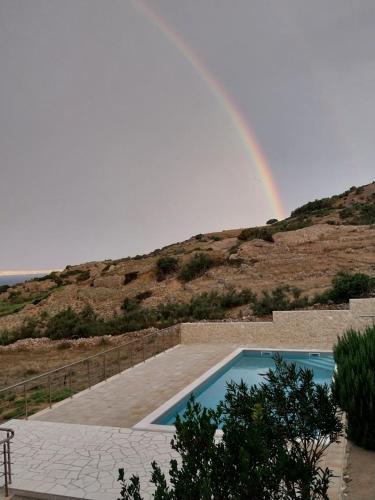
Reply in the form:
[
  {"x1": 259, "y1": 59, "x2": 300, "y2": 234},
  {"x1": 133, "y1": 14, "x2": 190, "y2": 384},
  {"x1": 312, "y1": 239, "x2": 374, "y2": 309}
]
[{"x1": 181, "y1": 298, "x2": 375, "y2": 349}]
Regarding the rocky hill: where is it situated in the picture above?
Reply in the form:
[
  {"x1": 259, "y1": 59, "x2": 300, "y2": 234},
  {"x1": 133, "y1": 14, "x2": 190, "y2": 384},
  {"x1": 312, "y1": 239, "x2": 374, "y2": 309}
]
[{"x1": 1, "y1": 182, "x2": 375, "y2": 336}]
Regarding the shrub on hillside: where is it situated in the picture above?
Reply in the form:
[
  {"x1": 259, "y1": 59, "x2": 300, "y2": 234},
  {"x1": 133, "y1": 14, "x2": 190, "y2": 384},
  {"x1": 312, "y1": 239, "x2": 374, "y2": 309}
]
[
  {"x1": 291, "y1": 197, "x2": 334, "y2": 217},
  {"x1": 333, "y1": 326, "x2": 375, "y2": 449},
  {"x1": 76, "y1": 270, "x2": 90, "y2": 282},
  {"x1": 44, "y1": 306, "x2": 105, "y2": 340},
  {"x1": 179, "y1": 253, "x2": 215, "y2": 282},
  {"x1": 124, "y1": 271, "x2": 139, "y2": 285},
  {"x1": 156, "y1": 256, "x2": 178, "y2": 281},
  {"x1": 0, "y1": 319, "x2": 39, "y2": 346},
  {"x1": 118, "y1": 357, "x2": 342, "y2": 499},
  {"x1": 356, "y1": 202, "x2": 375, "y2": 225},
  {"x1": 266, "y1": 218, "x2": 278, "y2": 225},
  {"x1": 272, "y1": 216, "x2": 313, "y2": 233},
  {"x1": 252, "y1": 285, "x2": 308, "y2": 316},
  {"x1": 339, "y1": 207, "x2": 354, "y2": 219},
  {"x1": 135, "y1": 290, "x2": 152, "y2": 302},
  {"x1": 238, "y1": 227, "x2": 274, "y2": 243},
  {"x1": 328, "y1": 272, "x2": 375, "y2": 303}
]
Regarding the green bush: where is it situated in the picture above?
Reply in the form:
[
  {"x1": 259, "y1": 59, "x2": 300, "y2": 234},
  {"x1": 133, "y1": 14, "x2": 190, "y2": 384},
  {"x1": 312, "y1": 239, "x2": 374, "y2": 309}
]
[
  {"x1": 156, "y1": 256, "x2": 178, "y2": 281},
  {"x1": 333, "y1": 326, "x2": 375, "y2": 449},
  {"x1": 0, "y1": 285, "x2": 10, "y2": 294},
  {"x1": 266, "y1": 218, "x2": 278, "y2": 225},
  {"x1": 44, "y1": 306, "x2": 105, "y2": 340},
  {"x1": 329, "y1": 272, "x2": 375, "y2": 303},
  {"x1": 238, "y1": 227, "x2": 274, "y2": 243},
  {"x1": 252, "y1": 285, "x2": 308, "y2": 316},
  {"x1": 135, "y1": 290, "x2": 152, "y2": 302},
  {"x1": 118, "y1": 357, "x2": 342, "y2": 499},
  {"x1": 356, "y1": 202, "x2": 375, "y2": 225},
  {"x1": 291, "y1": 197, "x2": 334, "y2": 217},
  {"x1": 124, "y1": 271, "x2": 139, "y2": 285},
  {"x1": 179, "y1": 253, "x2": 215, "y2": 282},
  {"x1": 339, "y1": 207, "x2": 354, "y2": 219},
  {"x1": 76, "y1": 270, "x2": 90, "y2": 282},
  {"x1": 272, "y1": 216, "x2": 313, "y2": 233}
]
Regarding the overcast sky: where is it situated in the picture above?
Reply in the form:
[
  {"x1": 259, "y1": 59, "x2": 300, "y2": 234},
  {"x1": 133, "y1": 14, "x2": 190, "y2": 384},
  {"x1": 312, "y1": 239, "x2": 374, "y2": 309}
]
[{"x1": 1, "y1": 0, "x2": 374, "y2": 270}]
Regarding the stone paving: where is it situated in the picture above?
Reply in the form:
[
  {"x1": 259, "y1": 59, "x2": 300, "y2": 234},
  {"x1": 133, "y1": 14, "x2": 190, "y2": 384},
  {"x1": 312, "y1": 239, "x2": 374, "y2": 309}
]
[
  {"x1": 7, "y1": 419, "x2": 176, "y2": 499},
  {"x1": 3, "y1": 344, "x2": 348, "y2": 499},
  {"x1": 31, "y1": 344, "x2": 235, "y2": 428}
]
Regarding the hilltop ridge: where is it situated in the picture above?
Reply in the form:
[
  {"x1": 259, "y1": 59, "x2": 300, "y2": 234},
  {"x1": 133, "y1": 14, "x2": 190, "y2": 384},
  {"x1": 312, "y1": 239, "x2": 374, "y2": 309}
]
[{"x1": 1, "y1": 181, "x2": 374, "y2": 337}]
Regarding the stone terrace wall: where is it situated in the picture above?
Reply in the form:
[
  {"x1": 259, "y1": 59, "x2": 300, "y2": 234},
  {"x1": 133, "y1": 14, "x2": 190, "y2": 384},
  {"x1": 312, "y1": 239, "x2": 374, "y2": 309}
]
[{"x1": 181, "y1": 298, "x2": 375, "y2": 350}]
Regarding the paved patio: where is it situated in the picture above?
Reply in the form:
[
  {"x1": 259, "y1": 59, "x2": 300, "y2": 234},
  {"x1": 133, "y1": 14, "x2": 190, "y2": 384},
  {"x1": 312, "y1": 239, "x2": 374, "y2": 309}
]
[
  {"x1": 7, "y1": 419, "x2": 176, "y2": 499},
  {"x1": 31, "y1": 344, "x2": 235, "y2": 428},
  {"x1": 4, "y1": 344, "x2": 347, "y2": 499}
]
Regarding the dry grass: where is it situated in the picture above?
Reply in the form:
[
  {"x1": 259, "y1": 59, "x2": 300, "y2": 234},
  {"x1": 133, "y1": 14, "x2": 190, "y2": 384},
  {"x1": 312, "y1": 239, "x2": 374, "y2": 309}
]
[{"x1": 0, "y1": 331, "x2": 152, "y2": 390}]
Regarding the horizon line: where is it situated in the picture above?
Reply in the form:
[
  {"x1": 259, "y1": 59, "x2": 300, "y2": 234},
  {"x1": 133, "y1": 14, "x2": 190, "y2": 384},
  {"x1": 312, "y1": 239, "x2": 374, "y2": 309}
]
[{"x1": 0, "y1": 269, "x2": 62, "y2": 277}]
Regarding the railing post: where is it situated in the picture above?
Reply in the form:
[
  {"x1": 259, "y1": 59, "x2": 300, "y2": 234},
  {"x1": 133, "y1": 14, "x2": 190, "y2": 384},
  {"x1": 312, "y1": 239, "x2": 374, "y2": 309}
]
[
  {"x1": 3, "y1": 442, "x2": 8, "y2": 497},
  {"x1": 69, "y1": 369, "x2": 73, "y2": 398},
  {"x1": 48, "y1": 375, "x2": 52, "y2": 408},
  {"x1": 117, "y1": 348, "x2": 121, "y2": 374},
  {"x1": 6, "y1": 433, "x2": 11, "y2": 485},
  {"x1": 142, "y1": 337, "x2": 145, "y2": 362},
  {"x1": 87, "y1": 360, "x2": 91, "y2": 389},
  {"x1": 24, "y1": 383, "x2": 28, "y2": 419},
  {"x1": 103, "y1": 353, "x2": 107, "y2": 381}
]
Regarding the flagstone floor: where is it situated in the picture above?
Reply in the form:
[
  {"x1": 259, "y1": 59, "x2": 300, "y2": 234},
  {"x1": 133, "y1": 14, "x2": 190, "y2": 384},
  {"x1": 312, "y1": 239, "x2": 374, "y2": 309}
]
[{"x1": 4, "y1": 344, "x2": 347, "y2": 499}]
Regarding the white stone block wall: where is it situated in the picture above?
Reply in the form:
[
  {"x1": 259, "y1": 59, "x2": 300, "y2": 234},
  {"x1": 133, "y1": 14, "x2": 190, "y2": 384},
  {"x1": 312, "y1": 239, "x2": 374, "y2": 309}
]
[{"x1": 180, "y1": 298, "x2": 375, "y2": 349}]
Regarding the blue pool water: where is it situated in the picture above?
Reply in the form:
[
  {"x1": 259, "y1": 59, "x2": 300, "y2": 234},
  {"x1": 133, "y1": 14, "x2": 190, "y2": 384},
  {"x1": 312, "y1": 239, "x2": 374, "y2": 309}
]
[{"x1": 155, "y1": 350, "x2": 335, "y2": 426}]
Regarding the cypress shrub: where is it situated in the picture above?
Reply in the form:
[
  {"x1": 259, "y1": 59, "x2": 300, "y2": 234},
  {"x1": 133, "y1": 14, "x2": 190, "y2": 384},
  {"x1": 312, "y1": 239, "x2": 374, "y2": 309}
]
[{"x1": 333, "y1": 325, "x2": 375, "y2": 449}]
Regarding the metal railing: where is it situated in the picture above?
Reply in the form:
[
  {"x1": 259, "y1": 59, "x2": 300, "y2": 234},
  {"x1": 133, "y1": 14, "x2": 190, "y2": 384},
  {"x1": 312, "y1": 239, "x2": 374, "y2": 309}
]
[
  {"x1": 0, "y1": 325, "x2": 181, "y2": 424},
  {"x1": 0, "y1": 427, "x2": 13, "y2": 497}
]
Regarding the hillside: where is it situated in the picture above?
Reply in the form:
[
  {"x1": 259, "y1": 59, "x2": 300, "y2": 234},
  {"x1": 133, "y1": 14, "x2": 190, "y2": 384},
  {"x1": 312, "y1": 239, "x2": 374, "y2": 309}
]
[{"x1": 1, "y1": 182, "x2": 375, "y2": 339}]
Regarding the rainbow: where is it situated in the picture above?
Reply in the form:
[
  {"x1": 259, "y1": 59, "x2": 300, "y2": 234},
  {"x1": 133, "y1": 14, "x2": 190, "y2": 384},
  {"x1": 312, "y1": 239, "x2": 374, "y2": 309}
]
[{"x1": 131, "y1": 0, "x2": 286, "y2": 220}]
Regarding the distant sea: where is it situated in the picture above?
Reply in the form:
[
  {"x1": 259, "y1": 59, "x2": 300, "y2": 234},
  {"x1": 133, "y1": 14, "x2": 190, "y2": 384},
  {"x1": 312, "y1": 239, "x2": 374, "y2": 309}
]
[{"x1": 0, "y1": 274, "x2": 46, "y2": 287}]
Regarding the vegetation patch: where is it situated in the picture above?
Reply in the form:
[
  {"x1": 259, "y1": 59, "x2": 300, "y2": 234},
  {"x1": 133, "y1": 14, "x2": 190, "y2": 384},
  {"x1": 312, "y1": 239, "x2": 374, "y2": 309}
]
[
  {"x1": 291, "y1": 197, "x2": 334, "y2": 218},
  {"x1": 334, "y1": 325, "x2": 375, "y2": 449},
  {"x1": 156, "y1": 256, "x2": 178, "y2": 281},
  {"x1": 2, "y1": 272, "x2": 374, "y2": 345},
  {"x1": 314, "y1": 272, "x2": 375, "y2": 304},
  {"x1": 124, "y1": 271, "x2": 139, "y2": 285},
  {"x1": 179, "y1": 253, "x2": 215, "y2": 282},
  {"x1": 135, "y1": 290, "x2": 152, "y2": 302},
  {"x1": 0, "y1": 288, "x2": 57, "y2": 318},
  {"x1": 238, "y1": 227, "x2": 274, "y2": 243},
  {"x1": 252, "y1": 285, "x2": 308, "y2": 316},
  {"x1": 118, "y1": 357, "x2": 342, "y2": 499}
]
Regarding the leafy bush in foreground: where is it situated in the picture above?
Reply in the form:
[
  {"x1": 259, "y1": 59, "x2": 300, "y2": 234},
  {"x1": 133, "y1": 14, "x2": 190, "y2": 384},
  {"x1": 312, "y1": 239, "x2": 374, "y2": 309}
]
[
  {"x1": 118, "y1": 357, "x2": 342, "y2": 499},
  {"x1": 333, "y1": 326, "x2": 375, "y2": 450}
]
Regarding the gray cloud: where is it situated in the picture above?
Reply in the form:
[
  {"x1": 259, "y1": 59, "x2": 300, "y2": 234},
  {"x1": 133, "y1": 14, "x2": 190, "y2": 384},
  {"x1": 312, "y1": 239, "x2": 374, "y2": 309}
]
[{"x1": 0, "y1": 0, "x2": 374, "y2": 269}]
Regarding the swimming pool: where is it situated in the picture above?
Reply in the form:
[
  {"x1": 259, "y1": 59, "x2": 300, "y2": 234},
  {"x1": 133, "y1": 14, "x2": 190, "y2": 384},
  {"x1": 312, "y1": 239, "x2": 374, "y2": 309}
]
[{"x1": 134, "y1": 348, "x2": 335, "y2": 431}]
